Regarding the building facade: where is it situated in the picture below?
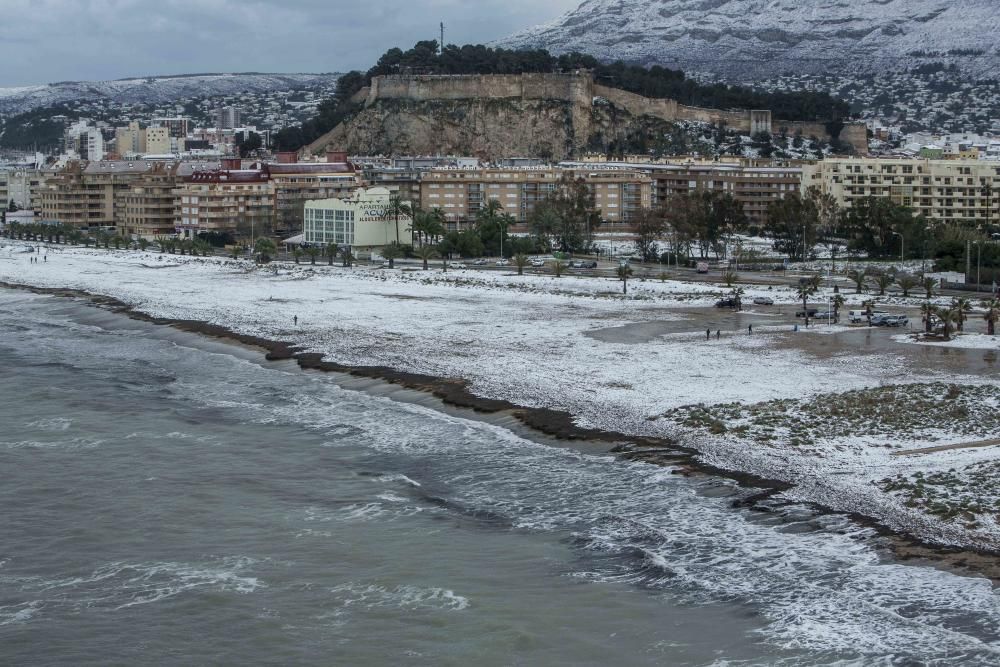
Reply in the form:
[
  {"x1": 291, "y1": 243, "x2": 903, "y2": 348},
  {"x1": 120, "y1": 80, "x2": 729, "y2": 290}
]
[
  {"x1": 39, "y1": 161, "x2": 157, "y2": 228},
  {"x1": 265, "y1": 151, "x2": 361, "y2": 235},
  {"x1": 174, "y1": 161, "x2": 273, "y2": 238},
  {"x1": 303, "y1": 187, "x2": 412, "y2": 250},
  {"x1": 419, "y1": 166, "x2": 652, "y2": 231},
  {"x1": 802, "y1": 158, "x2": 1000, "y2": 224}
]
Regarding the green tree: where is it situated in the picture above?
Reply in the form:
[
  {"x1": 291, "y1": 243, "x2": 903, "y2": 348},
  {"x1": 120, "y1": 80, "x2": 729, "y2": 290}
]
[
  {"x1": 414, "y1": 245, "x2": 438, "y2": 270},
  {"x1": 633, "y1": 207, "x2": 667, "y2": 262},
  {"x1": 326, "y1": 242, "x2": 339, "y2": 265},
  {"x1": 873, "y1": 273, "x2": 892, "y2": 296},
  {"x1": 340, "y1": 246, "x2": 355, "y2": 267},
  {"x1": 896, "y1": 274, "x2": 918, "y2": 298},
  {"x1": 381, "y1": 243, "x2": 403, "y2": 268},
  {"x1": 765, "y1": 192, "x2": 818, "y2": 262},
  {"x1": 797, "y1": 275, "x2": 821, "y2": 327},
  {"x1": 387, "y1": 194, "x2": 412, "y2": 246},
  {"x1": 952, "y1": 297, "x2": 972, "y2": 332},
  {"x1": 513, "y1": 253, "x2": 529, "y2": 276},
  {"x1": 305, "y1": 246, "x2": 321, "y2": 265},
  {"x1": 847, "y1": 268, "x2": 867, "y2": 294},
  {"x1": 255, "y1": 238, "x2": 276, "y2": 262},
  {"x1": 983, "y1": 299, "x2": 999, "y2": 336},
  {"x1": 921, "y1": 276, "x2": 937, "y2": 299},
  {"x1": 292, "y1": 247, "x2": 303, "y2": 264}
]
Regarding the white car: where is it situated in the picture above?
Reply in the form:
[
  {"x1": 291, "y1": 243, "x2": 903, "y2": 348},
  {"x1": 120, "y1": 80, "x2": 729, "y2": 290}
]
[
  {"x1": 495, "y1": 259, "x2": 510, "y2": 266},
  {"x1": 530, "y1": 259, "x2": 546, "y2": 267},
  {"x1": 752, "y1": 296, "x2": 774, "y2": 306},
  {"x1": 450, "y1": 262, "x2": 466, "y2": 269}
]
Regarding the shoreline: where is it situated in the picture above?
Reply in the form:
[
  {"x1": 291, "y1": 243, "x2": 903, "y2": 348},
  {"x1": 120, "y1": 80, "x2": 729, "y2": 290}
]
[{"x1": 3, "y1": 279, "x2": 999, "y2": 581}]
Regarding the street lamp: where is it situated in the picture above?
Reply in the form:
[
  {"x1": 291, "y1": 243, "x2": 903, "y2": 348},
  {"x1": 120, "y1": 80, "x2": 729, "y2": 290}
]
[
  {"x1": 620, "y1": 259, "x2": 629, "y2": 295},
  {"x1": 975, "y1": 239, "x2": 982, "y2": 291},
  {"x1": 890, "y1": 231, "x2": 904, "y2": 263}
]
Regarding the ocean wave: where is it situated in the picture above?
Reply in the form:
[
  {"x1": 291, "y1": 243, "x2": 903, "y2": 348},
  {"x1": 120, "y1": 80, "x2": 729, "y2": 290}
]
[{"x1": 329, "y1": 582, "x2": 469, "y2": 612}]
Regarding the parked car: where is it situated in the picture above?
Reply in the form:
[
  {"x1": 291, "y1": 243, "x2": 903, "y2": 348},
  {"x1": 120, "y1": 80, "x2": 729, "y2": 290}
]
[
  {"x1": 752, "y1": 296, "x2": 774, "y2": 306},
  {"x1": 814, "y1": 310, "x2": 838, "y2": 321},
  {"x1": 696, "y1": 261, "x2": 709, "y2": 274},
  {"x1": 848, "y1": 309, "x2": 866, "y2": 323},
  {"x1": 795, "y1": 308, "x2": 819, "y2": 318},
  {"x1": 715, "y1": 297, "x2": 739, "y2": 309},
  {"x1": 472, "y1": 258, "x2": 488, "y2": 266},
  {"x1": 495, "y1": 258, "x2": 510, "y2": 266},
  {"x1": 450, "y1": 262, "x2": 466, "y2": 269},
  {"x1": 883, "y1": 314, "x2": 909, "y2": 327},
  {"x1": 530, "y1": 259, "x2": 545, "y2": 267},
  {"x1": 870, "y1": 312, "x2": 891, "y2": 325},
  {"x1": 569, "y1": 260, "x2": 585, "y2": 268},
  {"x1": 580, "y1": 260, "x2": 598, "y2": 269}
]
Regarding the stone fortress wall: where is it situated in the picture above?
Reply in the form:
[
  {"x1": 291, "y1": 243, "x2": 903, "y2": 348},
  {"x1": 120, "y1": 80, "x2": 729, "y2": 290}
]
[{"x1": 318, "y1": 72, "x2": 867, "y2": 155}]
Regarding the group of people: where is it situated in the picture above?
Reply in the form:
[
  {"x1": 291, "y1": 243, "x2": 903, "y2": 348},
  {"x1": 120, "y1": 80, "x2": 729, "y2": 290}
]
[{"x1": 28, "y1": 255, "x2": 46, "y2": 264}]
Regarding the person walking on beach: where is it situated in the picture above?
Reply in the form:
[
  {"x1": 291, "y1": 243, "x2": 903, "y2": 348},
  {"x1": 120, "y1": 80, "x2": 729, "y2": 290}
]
[
  {"x1": 706, "y1": 328, "x2": 711, "y2": 340},
  {"x1": 716, "y1": 330, "x2": 721, "y2": 340},
  {"x1": 748, "y1": 323, "x2": 753, "y2": 335},
  {"x1": 294, "y1": 315, "x2": 298, "y2": 326}
]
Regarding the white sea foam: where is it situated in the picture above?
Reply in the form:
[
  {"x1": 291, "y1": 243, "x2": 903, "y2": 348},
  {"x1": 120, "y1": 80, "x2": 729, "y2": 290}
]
[
  {"x1": 330, "y1": 582, "x2": 470, "y2": 612},
  {"x1": 25, "y1": 417, "x2": 72, "y2": 431},
  {"x1": 0, "y1": 601, "x2": 42, "y2": 626}
]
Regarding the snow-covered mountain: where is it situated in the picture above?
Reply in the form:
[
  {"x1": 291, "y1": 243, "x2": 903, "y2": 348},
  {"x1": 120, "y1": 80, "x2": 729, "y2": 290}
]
[
  {"x1": 501, "y1": 0, "x2": 1000, "y2": 80},
  {"x1": 0, "y1": 73, "x2": 340, "y2": 116}
]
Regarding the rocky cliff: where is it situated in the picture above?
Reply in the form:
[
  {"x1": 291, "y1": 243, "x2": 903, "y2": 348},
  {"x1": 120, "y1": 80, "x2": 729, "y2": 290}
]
[
  {"x1": 309, "y1": 73, "x2": 865, "y2": 158},
  {"x1": 315, "y1": 96, "x2": 683, "y2": 160}
]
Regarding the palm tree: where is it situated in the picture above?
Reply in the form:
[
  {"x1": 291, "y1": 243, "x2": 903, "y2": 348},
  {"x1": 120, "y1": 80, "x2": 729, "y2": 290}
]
[
  {"x1": 983, "y1": 299, "x2": 999, "y2": 336},
  {"x1": 513, "y1": 253, "x2": 529, "y2": 276},
  {"x1": 138, "y1": 238, "x2": 149, "y2": 251},
  {"x1": 937, "y1": 307, "x2": 957, "y2": 341},
  {"x1": 552, "y1": 260, "x2": 567, "y2": 278},
  {"x1": 387, "y1": 194, "x2": 412, "y2": 245},
  {"x1": 230, "y1": 244, "x2": 242, "y2": 260},
  {"x1": 339, "y1": 246, "x2": 354, "y2": 268},
  {"x1": 722, "y1": 270, "x2": 739, "y2": 287},
  {"x1": 896, "y1": 274, "x2": 918, "y2": 298},
  {"x1": 921, "y1": 276, "x2": 937, "y2": 299},
  {"x1": 255, "y1": 238, "x2": 276, "y2": 262},
  {"x1": 920, "y1": 301, "x2": 936, "y2": 334},
  {"x1": 292, "y1": 247, "x2": 303, "y2": 264},
  {"x1": 381, "y1": 243, "x2": 403, "y2": 268},
  {"x1": 832, "y1": 293, "x2": 846, "y2": 322},
  {"x1": 325, "y1": 242, "x2": 339, "y2": 265},
  {"x1": 797, "y1": 280, "x2": 819, "y2": 327},
  {"x1": 873, "y1": 273, "x2": 892, "y2": 296},
  {"x1": 616, "y1": 263, "x2": 633, "y2": 282},
  {"x1": 952, "y1": 297, "x2": 973, "y2": 332},
  {"x1": 414, "y1": 245, "x2": 438, "y2": 270},
  {"x1": 305, "y1": 246, "x2": 321, "y2": 265}
]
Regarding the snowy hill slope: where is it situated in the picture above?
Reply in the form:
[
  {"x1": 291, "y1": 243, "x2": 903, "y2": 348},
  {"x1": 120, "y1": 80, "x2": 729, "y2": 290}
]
[
  {"x1": 0, "y1": 73, "x2": 340, "y2": 116},
  {"x1": 501, "y1": 0, "x2": 1000, "y2": 80}
]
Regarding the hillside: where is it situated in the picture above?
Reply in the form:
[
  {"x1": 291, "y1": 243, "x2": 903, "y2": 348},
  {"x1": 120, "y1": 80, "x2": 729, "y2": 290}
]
[
  {"x1": 501, "y1": 0, "x2": 1000, "y2": 81},
  {"x1": 0, "y1": 73, "x2": 341, "y2": 117},
  {"x1": 309, "y1": 72, "x2": 865, "y2": 159}
]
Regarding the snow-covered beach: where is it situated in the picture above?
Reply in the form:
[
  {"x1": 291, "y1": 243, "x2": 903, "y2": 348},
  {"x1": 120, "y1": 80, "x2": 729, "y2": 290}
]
[{"x1": 3, "y1": 240, "x2": 999, "y2": 556}]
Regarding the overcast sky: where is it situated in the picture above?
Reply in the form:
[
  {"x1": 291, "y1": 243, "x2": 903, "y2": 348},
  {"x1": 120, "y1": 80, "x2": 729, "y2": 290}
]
[{"x1": 0, "y1": 0, "x2": 581, "y2": 87}]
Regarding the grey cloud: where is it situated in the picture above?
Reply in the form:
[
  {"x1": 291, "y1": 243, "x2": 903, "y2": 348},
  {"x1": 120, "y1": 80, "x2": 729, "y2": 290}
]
[{"x1": 0, "y1": 0, "x2": 581, "y2": 86}]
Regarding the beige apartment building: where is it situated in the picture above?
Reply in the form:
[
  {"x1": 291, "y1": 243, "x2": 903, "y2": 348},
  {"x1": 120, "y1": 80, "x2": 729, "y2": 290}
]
[
  {"x1": 420, "y1": 166, "x2": 652, "y2": 231},
  {"x1": 40, "y1": 161, "x2": 162, "y2": 228},
  {"x1": 0, "y1": 168, "x2": 46, "y2": 211},
  {"x1": 114, "y1": 122, "x2": 172, "y2": 157},
  {"x1": 562, "y1": 159, "x2": 802, "y2": 228},
  {"x1": 119, "y1": 163, "x2": 182, "y2": 238},
  {"x1": 802, "y1": 158, "x2": 1000, "y2": 224},
  {"x1": 174, "y1": 160, "x2": 274, "y2": 238},
  {"x1": 266, "y1": 151, "x2": 361, "y2": 235}
]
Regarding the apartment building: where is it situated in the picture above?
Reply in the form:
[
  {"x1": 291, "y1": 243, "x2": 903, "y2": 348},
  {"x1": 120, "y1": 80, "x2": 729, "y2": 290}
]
[
  {"x1": 420, "y1": 166, "x2": 652, "y2": 231},
  {"x1": 115, "y1": 122, "x2": 173, "y2": 158},
  {"x1": 39, "y1": 161, "x2": 160, "y2": 228},
  {"x1": 0, "y1": 167, "x2": 46, "y2": 211},
  {"x1": 119, "y1": 163, "x2": 182, "y2": 238},
  {"x1": 174, "y1": 159, "x2": 274, "y2": 238},
  {"x1": 802, "y1": 158, "x2": 1000, "y2": 224},
  {"x1": 563, "y1": 159, "x2": 802, "y2": 228},
  {"x1": 303, "y1": 187, "x2": 412, "y2": 250},
  {"x1": 265, "y1": 151, "x2": 361, "y2": 235}
]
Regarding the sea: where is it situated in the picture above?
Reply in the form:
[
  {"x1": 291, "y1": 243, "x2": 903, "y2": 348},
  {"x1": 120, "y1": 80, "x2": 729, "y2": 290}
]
[{"x1": 1, "y1": 287, "x2": 999, "y2": 666}]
